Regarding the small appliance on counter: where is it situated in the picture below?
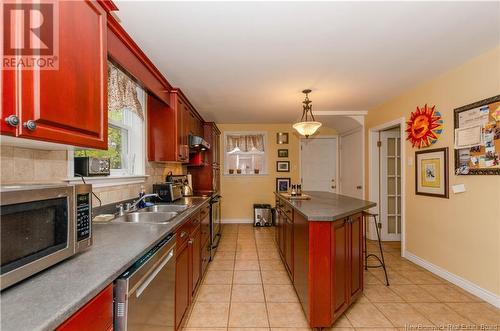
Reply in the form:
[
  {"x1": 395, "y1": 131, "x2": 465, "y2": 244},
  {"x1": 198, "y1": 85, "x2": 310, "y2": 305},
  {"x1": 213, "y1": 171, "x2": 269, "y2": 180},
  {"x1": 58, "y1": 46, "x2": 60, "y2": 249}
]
[
  {"x1": 0, "y1": 183, "x2": 93, "y2": 290},
  {"x1": 152, "y1": 182, "x2": 183, "y2": 202},
  {"x1": 253, "y1": 204, "x2": 272, "y2": 227},
  {"x1": 169, "y1": 175, "x2": 193, "y2": 197},
  {"x1": 74, "y1": 156, "x2": 110, "y2": 177}
]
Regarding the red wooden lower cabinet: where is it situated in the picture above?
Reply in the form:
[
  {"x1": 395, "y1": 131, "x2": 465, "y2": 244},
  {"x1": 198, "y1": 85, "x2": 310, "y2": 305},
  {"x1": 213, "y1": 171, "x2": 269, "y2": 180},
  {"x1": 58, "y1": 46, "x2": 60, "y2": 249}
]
[
  {"x1": 276, "y1": 197, "x2": 364, "y2": 328},
  {"x1": 175, "y1": 238, "x2": 190, "y2": 330},
  {"x1": 56, "y1": 284, "x2": 113, "y2": 331},
  {"x1": 190, "y1": 224, "x2": 202, "y2": 297},
  {"x1": 175, "y1": 206, "x2": 207, "y2": 330}
]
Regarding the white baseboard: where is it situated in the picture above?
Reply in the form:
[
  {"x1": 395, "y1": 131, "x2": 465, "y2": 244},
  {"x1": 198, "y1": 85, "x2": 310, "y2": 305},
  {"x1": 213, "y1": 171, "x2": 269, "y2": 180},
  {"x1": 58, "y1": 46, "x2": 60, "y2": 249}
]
[
  {"x1": 221, "y1": 218, "x2": 253, "y2": 224},
  {"x1": 404, "y1": 250, "x2": 500, "y2": 308}
]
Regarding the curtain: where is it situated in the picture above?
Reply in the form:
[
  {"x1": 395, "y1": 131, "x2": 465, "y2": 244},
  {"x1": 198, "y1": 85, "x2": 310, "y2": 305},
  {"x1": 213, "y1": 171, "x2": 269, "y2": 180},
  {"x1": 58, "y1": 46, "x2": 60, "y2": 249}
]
[
  {"x1": 108, "y1": 62, "x2": 144, "y2": 120},
  {"x1": 226, "y1": 134, "x2": 265, "y2": 152}
]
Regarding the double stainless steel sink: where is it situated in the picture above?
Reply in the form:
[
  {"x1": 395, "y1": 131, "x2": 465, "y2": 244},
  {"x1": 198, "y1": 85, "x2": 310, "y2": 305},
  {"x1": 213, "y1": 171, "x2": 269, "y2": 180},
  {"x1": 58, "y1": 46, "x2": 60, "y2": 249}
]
[{"x1": 113, "y1": 204, "x2": 189, "y2": 224}]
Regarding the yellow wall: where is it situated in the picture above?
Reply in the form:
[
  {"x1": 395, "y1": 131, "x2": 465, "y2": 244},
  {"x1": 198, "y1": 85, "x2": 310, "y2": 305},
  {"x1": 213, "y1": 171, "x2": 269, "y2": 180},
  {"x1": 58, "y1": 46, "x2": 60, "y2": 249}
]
[
  {"x1": 365, "y1": 46, "x2": 500, "y2": 296},
  {"x1": 219, "y1": 124, "x2": 337, "y2": 222}
]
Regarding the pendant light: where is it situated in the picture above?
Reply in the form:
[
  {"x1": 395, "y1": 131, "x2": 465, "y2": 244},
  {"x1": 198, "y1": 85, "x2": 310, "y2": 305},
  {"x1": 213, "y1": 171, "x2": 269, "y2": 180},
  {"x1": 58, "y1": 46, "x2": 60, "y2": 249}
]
[{"x1": 293, "y1": 89, "x2": 322, "y2": 138}]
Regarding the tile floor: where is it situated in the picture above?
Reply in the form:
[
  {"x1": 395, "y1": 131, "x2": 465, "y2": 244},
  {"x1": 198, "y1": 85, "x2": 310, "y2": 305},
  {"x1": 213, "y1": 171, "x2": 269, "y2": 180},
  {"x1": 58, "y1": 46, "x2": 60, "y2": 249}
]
[{"x1": 183, "y1": 224, "x2": 500, "y2": 331}]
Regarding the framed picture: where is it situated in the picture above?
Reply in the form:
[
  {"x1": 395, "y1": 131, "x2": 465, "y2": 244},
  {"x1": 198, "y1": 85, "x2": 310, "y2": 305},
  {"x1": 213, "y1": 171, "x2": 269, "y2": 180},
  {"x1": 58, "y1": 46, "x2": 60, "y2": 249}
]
[
  {"x1": 276, "y1": 161, "x2": 290, "y2": 172},
  {"x1": 278, "y1": 149, "x2": 288, "y2": 158},
  {"x1": 277, "y1": 132, "x2": 289, "y2": 144},
  {"x1": 415, "y1": 147, "x2": 449, "y2": 198},
  {"x1": 276, "y1": 178, "x2": 291, "y2": 192}
]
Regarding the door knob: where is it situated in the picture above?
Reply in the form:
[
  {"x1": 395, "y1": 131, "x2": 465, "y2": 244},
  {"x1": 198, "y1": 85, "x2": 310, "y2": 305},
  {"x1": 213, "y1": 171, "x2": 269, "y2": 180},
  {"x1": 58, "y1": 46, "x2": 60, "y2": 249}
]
[
  {"x1": 23, "y1": 120, "x2": 37, "y2": 131},
  {"x1": 5, "y1": 115, "x2": 19, "y2": 127}
]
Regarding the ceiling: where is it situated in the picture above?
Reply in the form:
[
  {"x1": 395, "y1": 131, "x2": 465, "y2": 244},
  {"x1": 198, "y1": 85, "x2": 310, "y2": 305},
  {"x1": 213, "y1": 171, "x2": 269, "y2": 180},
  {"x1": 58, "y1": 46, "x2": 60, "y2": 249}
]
[{"x1": 115, "y1": 1, "x2": 499, "y2": 126}]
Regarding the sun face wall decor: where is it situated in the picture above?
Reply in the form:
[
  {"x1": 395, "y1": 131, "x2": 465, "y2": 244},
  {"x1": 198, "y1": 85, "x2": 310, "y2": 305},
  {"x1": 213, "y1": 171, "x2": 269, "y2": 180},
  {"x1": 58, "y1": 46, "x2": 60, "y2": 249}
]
[{"x1": 406, "y1": 104, "x2": 443, "y2": 148}]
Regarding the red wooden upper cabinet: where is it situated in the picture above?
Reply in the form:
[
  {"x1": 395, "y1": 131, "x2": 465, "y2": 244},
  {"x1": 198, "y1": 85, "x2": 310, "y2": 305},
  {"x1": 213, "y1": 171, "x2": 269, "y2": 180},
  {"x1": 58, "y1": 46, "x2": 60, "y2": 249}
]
[
  {"x1": 147, "y1": 91, "x2": 188, "y2": 163},
  {"x1": 1, "y1": 0, "x2": 108, "y2": 149},
  {"x1": 147, "y1": 93, "x2": 176, "y2": 161},
  {"x1": 1, "y1": 70, "x2": 17, "y2": 136}
]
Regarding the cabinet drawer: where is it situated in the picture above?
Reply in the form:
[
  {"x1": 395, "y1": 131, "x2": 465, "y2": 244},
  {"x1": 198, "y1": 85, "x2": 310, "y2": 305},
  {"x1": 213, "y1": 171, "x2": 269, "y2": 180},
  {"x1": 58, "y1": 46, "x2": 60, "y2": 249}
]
[
  {"x1": 189, "y1": 213, "x2": 201, "y2": 230},
  {"x1": 177, "y1": 222, "x2": 191, "y2": 247},
  {"x1": 199, "y1": 204, "x2": 210, "y2": 220}
]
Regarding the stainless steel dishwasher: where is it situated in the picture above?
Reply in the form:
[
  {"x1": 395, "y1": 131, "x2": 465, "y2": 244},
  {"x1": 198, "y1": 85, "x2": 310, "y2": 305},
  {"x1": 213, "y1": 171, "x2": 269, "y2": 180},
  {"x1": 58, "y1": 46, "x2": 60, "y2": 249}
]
[{"x1": 114, "y1": 233, "x2": 176, "y2": 331}]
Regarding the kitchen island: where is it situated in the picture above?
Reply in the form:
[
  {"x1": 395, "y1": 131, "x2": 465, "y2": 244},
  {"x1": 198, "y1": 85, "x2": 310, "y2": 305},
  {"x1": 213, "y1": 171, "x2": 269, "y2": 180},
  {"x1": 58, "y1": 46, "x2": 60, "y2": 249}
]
[{"x1": 274, "y1": 191, "x2": 376, "y2": 328}]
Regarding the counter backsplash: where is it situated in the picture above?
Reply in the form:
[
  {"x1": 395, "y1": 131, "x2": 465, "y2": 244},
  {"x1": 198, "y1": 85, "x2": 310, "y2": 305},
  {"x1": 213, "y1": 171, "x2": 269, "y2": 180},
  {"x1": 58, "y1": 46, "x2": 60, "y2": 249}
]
[{"x1": 0, "y1": 145, "x2": 184, "y2": 207}]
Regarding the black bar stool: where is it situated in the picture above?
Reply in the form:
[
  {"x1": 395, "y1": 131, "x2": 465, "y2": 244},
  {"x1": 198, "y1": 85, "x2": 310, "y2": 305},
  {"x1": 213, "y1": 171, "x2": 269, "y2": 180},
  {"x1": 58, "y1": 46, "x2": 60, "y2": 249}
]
[{"x1": 362, "y1": 211, "x2": 389, "y2": 286}]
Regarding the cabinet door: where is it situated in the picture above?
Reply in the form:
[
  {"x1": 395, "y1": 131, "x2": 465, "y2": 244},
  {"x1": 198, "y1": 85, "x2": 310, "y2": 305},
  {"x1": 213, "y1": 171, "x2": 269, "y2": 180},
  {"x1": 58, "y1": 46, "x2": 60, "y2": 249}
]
[
  {"x1": 332, "y1": 219, "x2": 349, "y2": 317},
  {"x1": 148, "y1": 93, "x2": 176, "y2": 161},
  {"x1": 1, "y1": 70, "x2": 17, "y2": 135},
  {"x1": 285, "y1": 217, "x2": 294, "y2": 280},
  {"x1": 57, "y1": 284, "x2": 113, "y2": 331},
  {"x1": 200, "y1": 205, "x2": 210, "y2": 246},
  {"x1": 278, "y1": 211, "x2": 286, "y2": 257},
  {"x1": 190, "y1": 226, "x2": 202, "y2": 296},
  {"x1": 176, "y1": 99, "x2": 188, "y2": 162},
  {"x1": 19, "y1": 0, "x2": 107, "y2": 149},
  {"x1": 175, "y1": 241, "x2": 190, "y2": 330},
  {"x1": 201, "y1": 239, "x2": 210, "y2": 276},
  {"x1": 349, "y1": 213, "x2": 363, "y2": 299},
  {"x1": 293, "y1": 212, "x2": 309, "y2": 310},
  {"x1": 183, "y1": 104, "x2": 191, "y2": 142}
]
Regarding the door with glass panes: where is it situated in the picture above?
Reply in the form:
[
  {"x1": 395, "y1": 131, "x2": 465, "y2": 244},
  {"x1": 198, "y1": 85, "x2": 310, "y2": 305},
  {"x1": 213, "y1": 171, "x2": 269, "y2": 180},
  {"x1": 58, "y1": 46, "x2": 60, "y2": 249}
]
[{"x1": 380, "y1": 129, "x2": 401, "y2": 241}]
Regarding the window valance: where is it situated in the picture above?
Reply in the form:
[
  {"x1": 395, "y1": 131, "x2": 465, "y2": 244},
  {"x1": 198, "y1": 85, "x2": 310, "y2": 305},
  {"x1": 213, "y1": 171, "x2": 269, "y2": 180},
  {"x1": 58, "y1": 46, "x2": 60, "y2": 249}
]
[{"x1": 108, "y1": 62, "x2": 144, "y2": 120}]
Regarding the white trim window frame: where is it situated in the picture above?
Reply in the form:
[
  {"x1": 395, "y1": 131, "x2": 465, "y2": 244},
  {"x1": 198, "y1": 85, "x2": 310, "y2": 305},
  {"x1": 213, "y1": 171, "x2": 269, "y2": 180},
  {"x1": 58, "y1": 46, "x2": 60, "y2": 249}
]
[
  {"x1": 223, "y1": 131, "x2": 268, "y2": 175},
  {"x1": 71, "y1": 85, "x2": 146, "y2": 181}
]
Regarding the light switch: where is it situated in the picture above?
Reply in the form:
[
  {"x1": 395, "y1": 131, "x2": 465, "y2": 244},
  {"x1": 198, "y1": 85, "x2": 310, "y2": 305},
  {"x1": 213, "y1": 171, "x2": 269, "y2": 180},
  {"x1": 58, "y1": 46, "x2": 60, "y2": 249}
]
[
  {"x1": 452, "y1": 184, "x2": 466, "y2": 194},
  {"x1": 407, "y1": 156, "x2": 413, "y2": 166}
]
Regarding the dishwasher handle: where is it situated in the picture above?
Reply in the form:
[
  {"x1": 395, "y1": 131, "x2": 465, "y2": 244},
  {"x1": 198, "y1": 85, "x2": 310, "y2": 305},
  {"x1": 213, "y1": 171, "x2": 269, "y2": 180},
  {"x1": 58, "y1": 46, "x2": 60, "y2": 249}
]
[{"x1": 135, "y1": 248, "x2": 175, "y2": 298}]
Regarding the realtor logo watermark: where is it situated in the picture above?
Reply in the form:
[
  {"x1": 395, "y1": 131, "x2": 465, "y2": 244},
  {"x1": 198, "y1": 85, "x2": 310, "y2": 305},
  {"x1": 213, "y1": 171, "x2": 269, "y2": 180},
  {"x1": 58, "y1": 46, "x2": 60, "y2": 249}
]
[{"x1": 1, "y1": 0, "x2": 59, "y2": 70}]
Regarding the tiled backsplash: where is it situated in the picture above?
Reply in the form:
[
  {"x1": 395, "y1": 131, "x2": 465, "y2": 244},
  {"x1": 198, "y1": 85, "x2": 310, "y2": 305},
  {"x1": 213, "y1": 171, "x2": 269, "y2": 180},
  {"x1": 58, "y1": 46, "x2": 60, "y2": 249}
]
[
  {"x1": 92, "y1": 162, "x2": 183, "y2": 206},
  {"x1": 0, "y1": 145, "x2": 184, "y2": 206}
]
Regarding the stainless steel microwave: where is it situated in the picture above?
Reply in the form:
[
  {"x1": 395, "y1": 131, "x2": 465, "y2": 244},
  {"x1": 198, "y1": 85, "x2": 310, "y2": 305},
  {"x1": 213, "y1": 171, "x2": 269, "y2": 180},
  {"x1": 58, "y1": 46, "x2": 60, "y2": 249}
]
[{"x1": 0, "y1": 183, "x2": 93, "y2": 290}]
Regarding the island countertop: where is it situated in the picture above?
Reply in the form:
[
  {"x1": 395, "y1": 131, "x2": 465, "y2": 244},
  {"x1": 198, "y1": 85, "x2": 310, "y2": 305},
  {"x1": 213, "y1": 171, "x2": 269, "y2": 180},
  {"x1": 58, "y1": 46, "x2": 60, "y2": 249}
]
[{"x1": 276, "y1": 191, "x2": 376, "y2": 221}]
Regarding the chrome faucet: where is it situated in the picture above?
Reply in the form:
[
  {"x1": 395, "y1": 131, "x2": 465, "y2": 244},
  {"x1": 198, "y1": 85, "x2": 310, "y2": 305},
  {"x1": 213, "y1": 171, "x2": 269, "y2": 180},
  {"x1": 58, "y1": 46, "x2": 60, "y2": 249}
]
[{"x1": 130, "y1": 193, "x2": 159, "y2": 210}]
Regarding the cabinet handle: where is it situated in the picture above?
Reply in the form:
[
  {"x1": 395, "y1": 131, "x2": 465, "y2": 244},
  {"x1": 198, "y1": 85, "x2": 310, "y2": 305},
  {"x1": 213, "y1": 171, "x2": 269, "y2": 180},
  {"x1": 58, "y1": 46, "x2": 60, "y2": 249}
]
[
  {"x1": 23, "y1": 120, "x2": 37, "y2": 131},
  {"x1": 188, "y1": 239, "x2": 193, "y2": 245},
  {"x1": 180, "y1": 231, "x2": 188, "y2": 238},
  {"x1": 5, "y1": 115, "x2": 19, "y2": 127}
]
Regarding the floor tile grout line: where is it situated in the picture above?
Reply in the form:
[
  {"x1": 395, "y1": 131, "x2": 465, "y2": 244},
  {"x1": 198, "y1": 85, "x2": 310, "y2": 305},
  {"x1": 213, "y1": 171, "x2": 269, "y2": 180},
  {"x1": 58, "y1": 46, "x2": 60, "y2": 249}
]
[{"x1": 255, "y1": 226, "x2": 272, "y2": 329}]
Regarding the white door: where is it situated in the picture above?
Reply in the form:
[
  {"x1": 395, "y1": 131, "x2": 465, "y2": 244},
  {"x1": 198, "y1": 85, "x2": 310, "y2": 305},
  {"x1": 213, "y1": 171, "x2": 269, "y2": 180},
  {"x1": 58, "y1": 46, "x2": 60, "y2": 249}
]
[
  {"x1": 340, "y1": 129, "x2": 363, "y2": 198},
  {"x1": 300, "y1": 137, "x2": 337, "y2": 192},
  {"x1": 380, "y1": 129, "x2": 402, "y2": 241}
]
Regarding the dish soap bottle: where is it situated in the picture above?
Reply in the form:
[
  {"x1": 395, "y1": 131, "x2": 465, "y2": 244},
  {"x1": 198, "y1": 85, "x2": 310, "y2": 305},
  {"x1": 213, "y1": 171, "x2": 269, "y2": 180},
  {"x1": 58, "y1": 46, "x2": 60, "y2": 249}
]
[{"x1": 138, "y1": 185, "x2": 147, "y2": 209}]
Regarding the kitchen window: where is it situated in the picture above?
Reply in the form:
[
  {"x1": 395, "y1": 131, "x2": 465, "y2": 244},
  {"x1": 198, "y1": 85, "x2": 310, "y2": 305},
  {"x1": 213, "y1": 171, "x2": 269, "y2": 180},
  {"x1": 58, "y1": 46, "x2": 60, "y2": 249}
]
[
  {"x1": 74, "y1": 62, "x2": 145, "y2": 177},
  {"x1": 224, "y1": 132, "x2": 267, "y2": 175}
]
